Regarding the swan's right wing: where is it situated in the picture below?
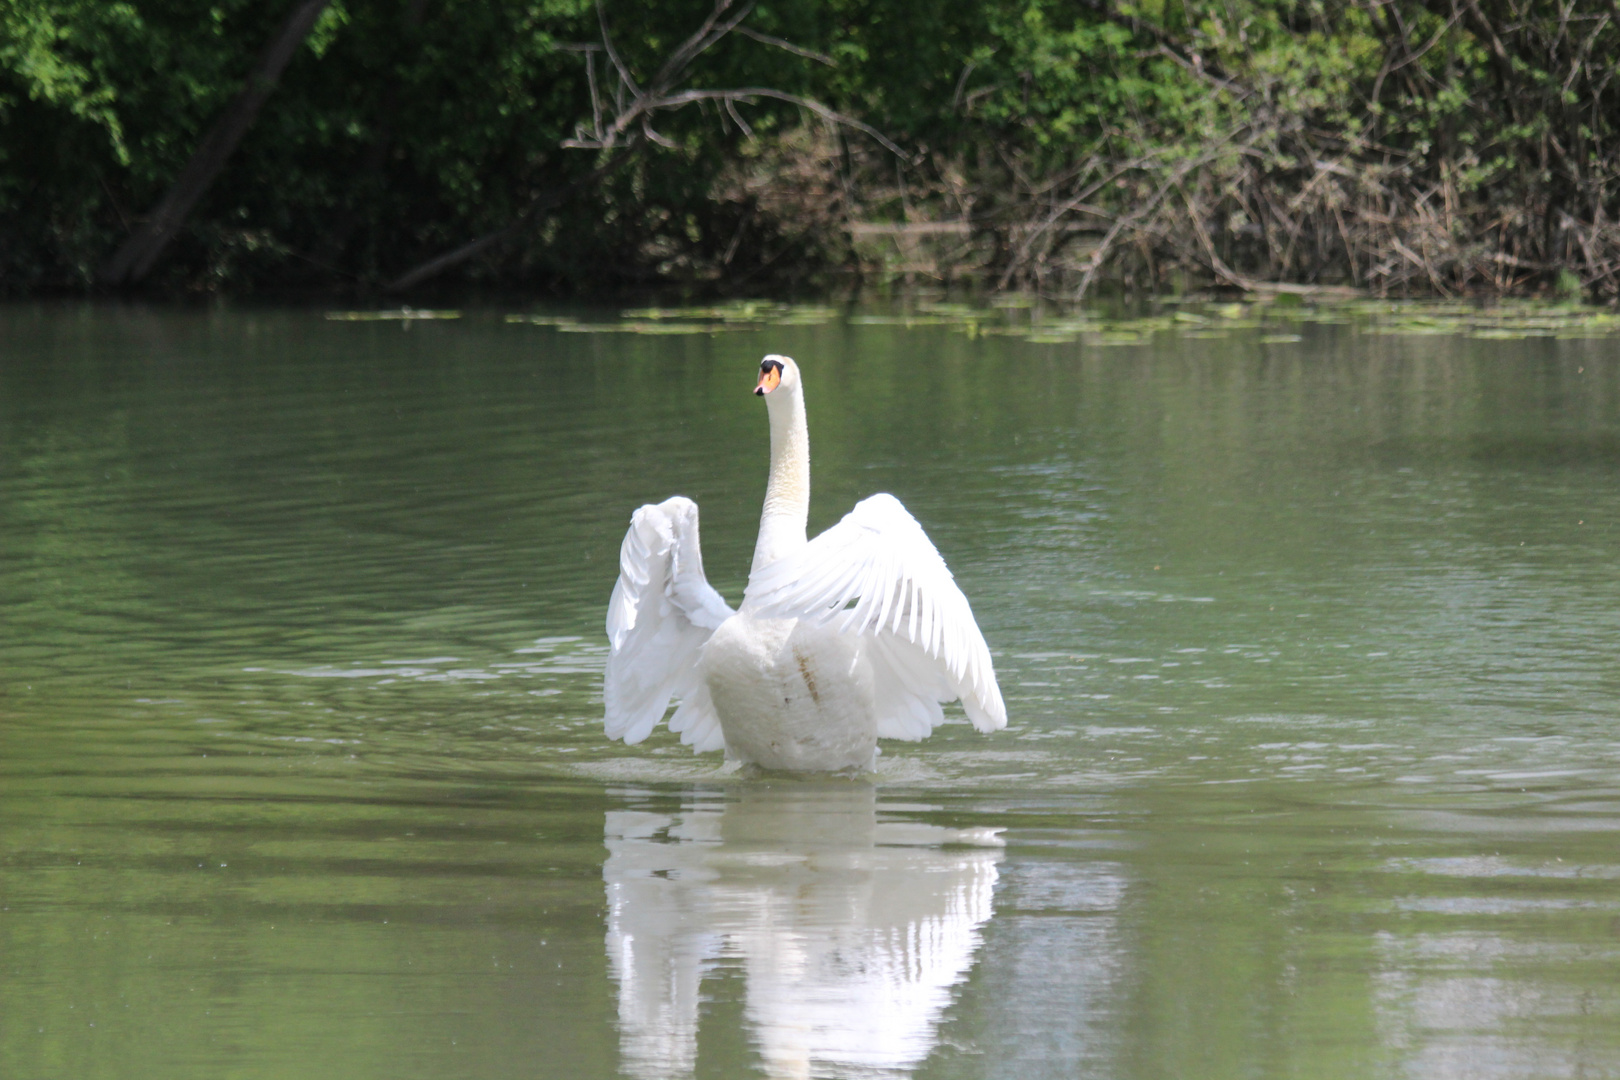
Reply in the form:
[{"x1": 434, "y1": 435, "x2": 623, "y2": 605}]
[
  {"x1": 605, "y1": 497, "x2": 734, "y2": 747},
  {"x1": 747, "y1": 493, "x2": 1006, "y2": 735}
]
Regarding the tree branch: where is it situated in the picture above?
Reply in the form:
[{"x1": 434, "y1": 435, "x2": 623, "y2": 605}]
[
  {"x1": 652, "y1": 88, "x2": 904, "y2": 155},
  {"x1": 733, "y1": 26, "x2": 835, "y2": 66},
  {"x1": 650, "y1": 0, "x2": 757, "y2": 90},
  {"x1": 394, "y1": 0, "x2": 899, "y2": 293},
  {"x1": 595, "y1": 0, "x2": 641, "y2": 97}
]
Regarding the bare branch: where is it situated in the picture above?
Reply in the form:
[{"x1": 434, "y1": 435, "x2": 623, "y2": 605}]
[
  {"x1": 586, "y1": 50, "x2": 603, "y2": 141},
  {"x1": 641, "y1": 117, "x2": 678, "y2": 148},
  {"x1": 724, "y1": 96, "x2": 754, "y2": 137},
  {"x1": 734, "y1": 26, "x2": 836, "y2": 66},
  {"x1": 951, "y1": 60, "x2": 978, "y2": 110},
  {"x1": 595, "y1": 0, "x2": 641, "y2": 97},
  {"x1": 648, "y1": 0, "x2": 757, "y2": 92},
  {"x1": 1382, "y1": 7, "x2": 1465, "y2": 80},
  {"x1": 447, "y1": 0, "x2": 899, "y2": 294},
  {"x1": 997, "y1": 152, "x2": 1174, "y2": 287},
  {"x1": 655, "y1": 88, "x2": 903, "y2": 156}
]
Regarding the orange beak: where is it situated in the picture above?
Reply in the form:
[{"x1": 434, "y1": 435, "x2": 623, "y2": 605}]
[{"x1": 755, "y1": 366, "x2": 781, "y2": 395}]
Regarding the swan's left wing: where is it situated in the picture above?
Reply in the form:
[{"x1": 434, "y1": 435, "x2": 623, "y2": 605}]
[
  {"x1": 746, "y1": 493, "x2": 1006, "y2": 735},
  {"x1": 605, "y1": 497, "x2": 734, "y2": 749}
]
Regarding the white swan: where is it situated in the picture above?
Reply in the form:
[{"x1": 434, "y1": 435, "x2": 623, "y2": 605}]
[{"x1": 603, "y1": 354, "x2": 1006, "y2": 772}]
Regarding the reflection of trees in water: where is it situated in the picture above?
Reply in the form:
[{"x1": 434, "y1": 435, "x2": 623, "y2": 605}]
[
  {"x1": 2, "y1": 410, "x2": 146, "y2": 685},
  {"x1": 1373, "y1": 917, "x2": 1620, "y2": 1078},
  {"x1": 603, "y1": 783, "x2": 1001, "y2": 1079},
  {"x1": 950, "y1": 860, "x2": 1128, "y2": 1077}
]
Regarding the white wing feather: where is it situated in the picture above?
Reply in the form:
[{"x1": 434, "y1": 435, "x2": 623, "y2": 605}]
[
  {"x1": 604, "y1": 497, "x2": 734, "y2": 748},
  {"x1": 745, "y1": 493, "x2": 1006, "y2": 734}
]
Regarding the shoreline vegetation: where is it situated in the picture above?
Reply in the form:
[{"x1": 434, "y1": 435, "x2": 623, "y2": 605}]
[{"x1": 3, "y1": 0, "x2": 1618, "y2": 302}]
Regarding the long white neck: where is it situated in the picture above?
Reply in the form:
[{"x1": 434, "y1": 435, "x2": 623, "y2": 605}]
[{"x1": 750, "y1": 380, "x2": 810, "y2": 576}]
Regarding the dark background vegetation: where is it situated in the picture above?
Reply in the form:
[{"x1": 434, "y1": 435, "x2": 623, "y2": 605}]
[{"x1": 2, "y1": 0, "x2": 1618, "y2": 299}]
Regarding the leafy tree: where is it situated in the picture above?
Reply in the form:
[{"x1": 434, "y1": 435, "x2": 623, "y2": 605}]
[{"x1": 1, "y1": 0, "x2": 1617, "y2": 297}]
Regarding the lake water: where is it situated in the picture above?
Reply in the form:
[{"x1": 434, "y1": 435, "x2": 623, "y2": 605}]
[{"x1": 2, "y1": 301, "x2": 1617, "y2": 1079}]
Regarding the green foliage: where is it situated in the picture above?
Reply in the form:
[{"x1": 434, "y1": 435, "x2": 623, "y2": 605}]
[
  {"x1": 0, "y1": 0, "x2": 1617, "y2": 294},
  {"x1": 0, "y1": 0, "x2": 134, "y2": 162}
]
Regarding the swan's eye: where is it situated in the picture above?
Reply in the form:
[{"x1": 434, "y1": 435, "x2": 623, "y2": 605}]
[{"x1": 755, "y1": 361, "x2": 783, "y2": 396}]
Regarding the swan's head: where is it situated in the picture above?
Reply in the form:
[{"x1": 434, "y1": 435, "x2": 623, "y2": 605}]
[{"x1": 754, "y1": 354, "x2": 799, "y2": 397}]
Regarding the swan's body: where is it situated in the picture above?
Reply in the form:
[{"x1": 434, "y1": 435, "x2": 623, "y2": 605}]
[
  {"x1": 702, "y1": 615, "x2": 880, "y2": 771},
  {"x1": 603, "y1": 354, "x2": 1005, "y2": 772}
]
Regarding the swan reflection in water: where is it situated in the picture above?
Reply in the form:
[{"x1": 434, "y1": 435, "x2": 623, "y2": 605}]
[{"x1": 604, "y1": 783, "x2": 1003, "y2": 1079}]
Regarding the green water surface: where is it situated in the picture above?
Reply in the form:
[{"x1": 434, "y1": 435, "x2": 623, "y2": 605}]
[{"x1": 2, "y1": 303, "x2": 1617, "y2": 1079}]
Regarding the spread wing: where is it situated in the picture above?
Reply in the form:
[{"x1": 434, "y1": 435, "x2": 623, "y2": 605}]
[
  {"x1": 745, "y1": 493, "x2": 1006, "y2": 735},
  {"x1": 604, "y1": 497, "x2": 734, "y2": 750}
]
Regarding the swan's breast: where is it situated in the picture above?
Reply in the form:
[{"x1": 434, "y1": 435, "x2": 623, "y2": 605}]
[{"x1": 701, "y1": 615, "x2": 879, "y2": 772}]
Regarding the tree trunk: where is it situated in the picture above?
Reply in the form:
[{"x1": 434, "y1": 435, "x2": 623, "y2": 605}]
[{"x1": 98, "y1": 0, "x2": 331, "y2": 285}]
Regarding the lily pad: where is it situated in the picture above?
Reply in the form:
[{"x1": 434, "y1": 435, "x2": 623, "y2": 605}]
[
  {"x1": 505, "y1": 314, "x2": 578, "y2": 327},
  {"x1": 327, "y1": 309, "x2": 460, "y2": 321},
  {"x1": 624, "y1": 322, "x2": 723, "y2": 335}
]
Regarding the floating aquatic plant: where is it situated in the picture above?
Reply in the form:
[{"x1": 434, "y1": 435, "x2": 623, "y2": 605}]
[
  {"x1": 494, "y1": 296, "x2": 1620, "y2": 348},
  {"x1": 327, "y1": 309, "x2": 461, "y2": 321}
]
